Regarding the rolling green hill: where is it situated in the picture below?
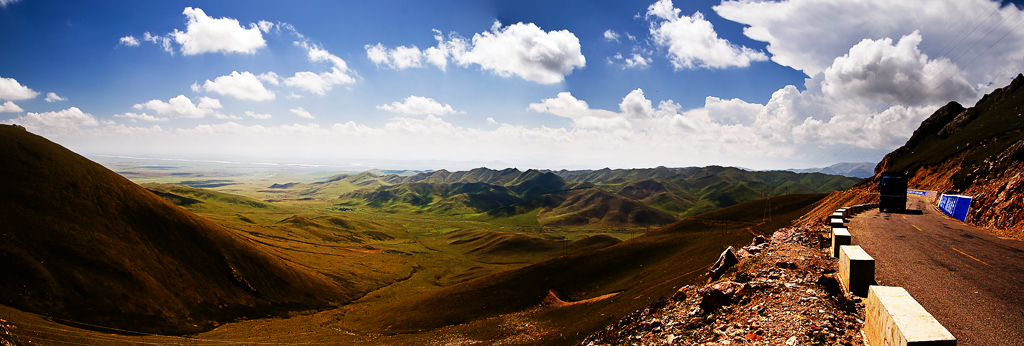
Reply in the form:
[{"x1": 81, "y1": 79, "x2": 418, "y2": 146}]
[
  {"x1": 536, "y1": 188, "x2": 679, "y2": 226},
  {"x1": 332, "y1": 166, "x2": 857, "y2": 226},
  {"x1": 0, "y1": 125, "x2": 346, "y2": 335}
]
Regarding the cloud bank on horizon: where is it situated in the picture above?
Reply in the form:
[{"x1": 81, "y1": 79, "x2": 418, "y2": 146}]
[{"x1": 2, "y1": 0, "x2": 1023, "y2": 170}]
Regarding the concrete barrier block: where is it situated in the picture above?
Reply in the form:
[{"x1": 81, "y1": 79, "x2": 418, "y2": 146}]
[
  {"x1": 830, "y1": 217, "x2": 845, "y2": 229},
  {"x1": 864, "y1": 286, "x2": 956, "y2": 346},
  {"x1": 838, "y1": 207, "x2": 850, "y2": 218},
  {"x1": 839, "y1": 245, "x2": 874, "y2": 297},
  {"x1": 832, "y1": 211, "x2": 846, "y2": 220},
  {"x1": 832, "y1": 228, "x2": 851, "y2": 258}
]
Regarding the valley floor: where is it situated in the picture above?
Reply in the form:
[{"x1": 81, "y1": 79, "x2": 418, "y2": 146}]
[{"x1": 0, "y1": 155, "x2": 836, "y2": 345}]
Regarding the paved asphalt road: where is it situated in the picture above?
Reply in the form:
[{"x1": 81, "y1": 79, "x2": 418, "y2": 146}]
[{"x1": 849, "y1": 195, "x2": 1024, "y2": 346}]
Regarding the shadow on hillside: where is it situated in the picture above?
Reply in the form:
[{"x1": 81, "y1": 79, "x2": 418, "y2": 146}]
[{"x1": 881, "y1": 209, "x2": 923, "y2": 215}]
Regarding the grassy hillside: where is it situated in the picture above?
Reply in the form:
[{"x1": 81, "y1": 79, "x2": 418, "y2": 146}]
[
  {"x1": 445, "y1": 229, "x2": 621, "y2": 264},
  {"x1": 0, "y1": 125, "x2": 346, "y2": 335},
  {"x1": 537, "y1": 188, "x2": 679, "y2": 226},
  {"x1": 329, "y1": 166, "x2": 855, "y2": 230},
  {"x1": 342, "y1": 193, "x2": 826, "y2": 344}
]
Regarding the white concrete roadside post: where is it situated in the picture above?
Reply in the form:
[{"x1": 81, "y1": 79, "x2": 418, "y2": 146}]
[
  {"x1": 838, "y1": 245, "x2": 874, "y2": 297},
  {"x1": 864, "y1": 286, "x2": 956, "y2": 346}
]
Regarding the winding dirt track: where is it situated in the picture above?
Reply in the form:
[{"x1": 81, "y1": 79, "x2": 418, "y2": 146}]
[{"x1": 849, "y1": 195, "x2": 1024, "y2": 346}]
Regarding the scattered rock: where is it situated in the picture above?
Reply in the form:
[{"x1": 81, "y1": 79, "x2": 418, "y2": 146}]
[
  {"x1": 776, "y1": 261, "x2": 797, "y2": 269},
  {"x1": 770, "y1": 228, "x2": 797, "y2": 244},
  {"x1": 699, "y1": 280, "x2": 744, "y2": 312},
  {"x1": 751, "y1": 235, "x2": 767, "y2": 246},
  {"x1": 739, "y1": 235, "x2": 770, "y2": 258},
  {"x1": 817, "y1": 274, "x2": 842, "y2": 297},
  {"x1": 582, "y1": 228, "x2": 866, "y2": 346},
  {"x1": 672, "y1": 285, "x2": 691, "y2": 302},
  {"x1": 708, "y1": 246, "x2": 739, "y2": 282}
]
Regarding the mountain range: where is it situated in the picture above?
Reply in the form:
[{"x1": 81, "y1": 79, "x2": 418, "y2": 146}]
[
  {"x1": 307, "y1": 166, "x2": 860, "y2": 227},
  {"x1": 787, "y1": 162, "x2": 875, "y2": 178}
]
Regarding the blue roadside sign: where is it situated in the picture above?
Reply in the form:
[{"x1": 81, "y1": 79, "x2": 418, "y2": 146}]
[{"x1": 938, "y1": 194, "x2": 972, "y2": 222}]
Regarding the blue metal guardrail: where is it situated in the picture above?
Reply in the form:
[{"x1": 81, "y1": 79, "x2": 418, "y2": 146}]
[
  {"x1": 938, "y1": 194, "x2": 972, "y2": 222},
  {"x1": 907, "y1": 189, "x2": 938, "y2": 199}
]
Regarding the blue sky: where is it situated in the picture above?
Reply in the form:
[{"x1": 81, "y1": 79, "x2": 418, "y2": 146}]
[{"x1": 2, "y1": 0, "x2": 1024, "y2": 170}]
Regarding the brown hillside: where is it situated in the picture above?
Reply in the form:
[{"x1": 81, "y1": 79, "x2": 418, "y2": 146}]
[
  {"x1": 538, "y1": 188, "x2": 680, "y2": 227},
  {"x1": 0, "y1": 125, "x2": 345, "y2": 334},
  {"x1": 444, "y1": 229, "x2": 623, "y2": 264},
  {"x1": 344, "y1": 194, "x2": 825, "y2": 345},
  {"x1": 793, "y1": 188, "x2": 879, "y2": 227}
]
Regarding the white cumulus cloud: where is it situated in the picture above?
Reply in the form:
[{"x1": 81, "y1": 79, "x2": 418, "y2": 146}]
[
  {"x1": 285, "y1": 42, "x2": 357, "y2": 95},
  {"x1": 133, "y1": 95, "x2": 222, "y2": 119},
  {"x1": 528, "y1": 91, "x2": 621, "y2": 130},
  {"x1": 257, "y1": 72, "x2": 280, "y2": 86},
  {"x1": 524, "y1": 53, "x2": 946, "y2": 165},
  {"x1": 197, "y1": 96, "x2": 222, "y2": 110},
  {"x1": 119, "y1": 36, "x2": 140, "y2": 47},
  {"x1": 44, "y1": 92, "x2": 67, "y2": 103},
  {"x1": 200, "y1": 71, "x2": 276, "y2": 101},
  {"x1": 367, "y1": 22, "x2": 585, "y2": 84},
  {"x1": 6, "y1": 107, "x2": 99, "y2": 134},
  {"x1": 383, "y1": 114, "x2": 464, "y2": 136},
  {"x1": 714, "y1": 0, "x2": 1024, "y2": 85},
  {"x1": 213, "y1": 113, "x2": 243, "y2": 120},
  {"x1": 367, "y1": 30, "x2": 451, "y2": 71},
  {"x1": 604, "y1": 30, "x2": 621, "y2": 42},
  {"x1": 821, "y1": 31, "x2": 976, "y2": 107},
  {"x1": 144, "y1": 32, "x2": 175, "y2": 54},
  {"x1": 625, "y1": 53, "x2": 653, "y2": 69},
  {"x1": 0, "y1": 76, "x2": 39, "y2": 101},
  {"x1": 366, "y1": 44, "x2": 425, "y2": 69},
  {"x1": 169, "y1": 7, "x2": 267, "y2": 55},
  {"x1": 646, "y1": 0, "x2": 767, "y2": 70},
  {"x1": 0, "y1": 101, "x2": 23, "y2": 112},
  {"x1": 290, "y1": 107, "x2": 315, "y2": 119},
  {"x1": 451, "y1": 21, "x2": 586, "y2": 84},
  {"x1": 257, "y1": 20, "x2": 274, "y2": 33},
  {"x1": 245, "y1": 111, "x2": 272, "y2": 119},
  {"x1": 114, "y1": 112, "x2": 169, "y2": 122},
  {"x1": 377, "y1": 96, "x2": 462, "y2": 116}
]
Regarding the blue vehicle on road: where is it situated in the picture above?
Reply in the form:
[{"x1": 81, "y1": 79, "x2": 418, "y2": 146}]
[{"x1": 879, "y1": 175, "x2": 907, "y2": 212}]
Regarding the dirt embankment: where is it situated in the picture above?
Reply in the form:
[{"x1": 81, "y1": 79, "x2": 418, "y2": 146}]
[{"x1": 792, "y1": 188, "x2": 879, "y2": 229}]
